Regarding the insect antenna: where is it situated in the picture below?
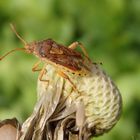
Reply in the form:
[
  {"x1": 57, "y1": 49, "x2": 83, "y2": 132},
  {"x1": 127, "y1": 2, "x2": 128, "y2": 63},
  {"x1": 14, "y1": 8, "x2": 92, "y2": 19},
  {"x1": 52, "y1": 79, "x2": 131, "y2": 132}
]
[
  {"x1": 0, "y1": 48, "x2": 25, "y2": 60},
  {"x1": 10, "y1": 23, "x2": 27, "y2": 45},
  {"x1": 0, "y1": 24, "x2": 27, "y2": 61}
]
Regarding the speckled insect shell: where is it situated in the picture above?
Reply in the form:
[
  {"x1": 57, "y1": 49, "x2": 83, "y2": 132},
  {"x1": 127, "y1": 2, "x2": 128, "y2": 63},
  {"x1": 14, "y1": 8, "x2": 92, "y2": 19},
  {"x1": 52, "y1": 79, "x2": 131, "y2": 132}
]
[{"x1": 38, "y1": 63, "x2": 122, "y2": 137}]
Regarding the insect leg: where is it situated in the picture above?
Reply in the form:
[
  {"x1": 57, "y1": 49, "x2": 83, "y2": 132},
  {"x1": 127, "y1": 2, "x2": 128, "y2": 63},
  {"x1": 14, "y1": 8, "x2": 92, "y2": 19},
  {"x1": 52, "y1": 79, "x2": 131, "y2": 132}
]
[
  {"x1": 57, "y1": 70, "x2": 80, "y2": 93},
  {"x1": 32, "y1": 61, "x2": 42, "y2": 72},
  {"x1": 38, "y1": 66, "x2": 49, "y2": 82},
  {"x1": 32, "y1": 61, "x2": 48, "y2": 82},
  {"x1": 68, "y1": 42, "x2": 90, "y2": 60}
]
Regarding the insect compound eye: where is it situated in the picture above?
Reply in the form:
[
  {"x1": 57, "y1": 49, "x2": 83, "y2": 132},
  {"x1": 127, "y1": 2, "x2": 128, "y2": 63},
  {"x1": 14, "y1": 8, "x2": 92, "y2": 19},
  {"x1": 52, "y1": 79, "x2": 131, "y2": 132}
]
[
  {"x1": 39, "y1": 46, "x2": 47, "y2": 57},
  {"x1": 46, "y1": 39, "x2": 53, "y2": 45}
]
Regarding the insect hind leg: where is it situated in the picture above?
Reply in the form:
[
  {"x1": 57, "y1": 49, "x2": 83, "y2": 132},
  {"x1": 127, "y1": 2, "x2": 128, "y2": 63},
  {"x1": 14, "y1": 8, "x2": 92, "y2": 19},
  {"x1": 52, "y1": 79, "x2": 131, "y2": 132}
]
[{"x1": 68, "y1": 41, "x2": 90, "y2": 61}]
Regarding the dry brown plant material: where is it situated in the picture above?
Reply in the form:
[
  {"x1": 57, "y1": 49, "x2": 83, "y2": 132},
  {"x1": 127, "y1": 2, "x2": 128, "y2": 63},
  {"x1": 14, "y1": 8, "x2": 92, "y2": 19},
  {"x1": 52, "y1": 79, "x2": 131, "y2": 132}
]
[
  {"x1": 0, "y1": 118, "x2": 21, "y2": 140},
  {"x1": 20, "y1": 62, "x2": 122, "y2": 140}
]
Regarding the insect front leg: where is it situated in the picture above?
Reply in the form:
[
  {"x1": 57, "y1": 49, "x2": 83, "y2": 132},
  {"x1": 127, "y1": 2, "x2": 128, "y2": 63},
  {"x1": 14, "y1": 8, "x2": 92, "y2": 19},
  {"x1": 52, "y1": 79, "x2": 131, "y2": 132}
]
[
  {"x1": 68, "y1": 41, "x2": 90, "y2": 60},
  {"x1": 32, "y1": 61, "x2": 49, "y2": 82},
  {"x1": 32, "y1": 60, "x2": 42, "y2": 72},
  {"x1": 38, "y1": 65, "x2": 49, "y2": 83}
]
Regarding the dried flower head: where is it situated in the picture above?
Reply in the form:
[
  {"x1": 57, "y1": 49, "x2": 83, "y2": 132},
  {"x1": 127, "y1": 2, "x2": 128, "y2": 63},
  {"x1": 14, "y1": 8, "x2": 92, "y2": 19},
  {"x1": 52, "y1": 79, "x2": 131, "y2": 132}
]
[{"x1": 21, "y1": 62, "x2": 122, "y2": 140}]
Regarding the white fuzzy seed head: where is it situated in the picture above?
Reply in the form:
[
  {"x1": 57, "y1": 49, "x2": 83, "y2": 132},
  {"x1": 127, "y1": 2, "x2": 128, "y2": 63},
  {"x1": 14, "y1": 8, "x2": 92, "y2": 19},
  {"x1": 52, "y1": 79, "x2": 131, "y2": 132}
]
[{"x1": 37, "y1": 63, "x2": 122, "y2": 137}]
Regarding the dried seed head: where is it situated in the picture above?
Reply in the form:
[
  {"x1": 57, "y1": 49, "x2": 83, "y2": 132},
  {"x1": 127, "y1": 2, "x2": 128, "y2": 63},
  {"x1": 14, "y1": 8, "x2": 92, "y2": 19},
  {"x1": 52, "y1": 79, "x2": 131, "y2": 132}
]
[
  {"x1": 38, "y1": 63, "x2": 122, "y2": 137},
  {"x1": 22, "y1": 62, "x2": 122, "y2": 139}
]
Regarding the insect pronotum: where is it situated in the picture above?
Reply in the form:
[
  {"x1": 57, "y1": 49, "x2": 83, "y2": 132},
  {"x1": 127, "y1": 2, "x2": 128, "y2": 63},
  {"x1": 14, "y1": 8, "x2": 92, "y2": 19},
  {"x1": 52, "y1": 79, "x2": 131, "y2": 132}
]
[{"x1": 0, "y1": 24, "x2": 91, "y2": 92}]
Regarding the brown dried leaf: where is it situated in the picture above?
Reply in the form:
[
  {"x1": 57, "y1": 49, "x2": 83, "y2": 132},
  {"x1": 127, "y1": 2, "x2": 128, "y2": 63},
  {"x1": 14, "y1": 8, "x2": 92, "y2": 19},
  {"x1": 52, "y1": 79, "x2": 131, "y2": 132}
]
[{"x1": 0, "y1": 118, "x2": 21, "y2": 140}]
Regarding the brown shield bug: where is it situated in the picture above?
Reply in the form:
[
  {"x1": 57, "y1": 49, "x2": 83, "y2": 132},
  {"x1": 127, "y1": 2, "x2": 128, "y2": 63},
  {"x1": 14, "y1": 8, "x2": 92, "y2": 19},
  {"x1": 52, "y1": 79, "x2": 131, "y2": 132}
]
[{"x1": 0, "y1": 24, "x2": 91, "y2": 92}]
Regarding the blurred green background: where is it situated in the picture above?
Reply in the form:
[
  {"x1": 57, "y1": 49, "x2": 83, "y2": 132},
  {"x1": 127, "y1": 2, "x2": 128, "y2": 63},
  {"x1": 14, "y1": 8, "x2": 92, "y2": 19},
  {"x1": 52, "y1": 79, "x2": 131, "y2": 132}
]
[{"x1": 0, "y1": 0, "x2": 140, "y2": 140}]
